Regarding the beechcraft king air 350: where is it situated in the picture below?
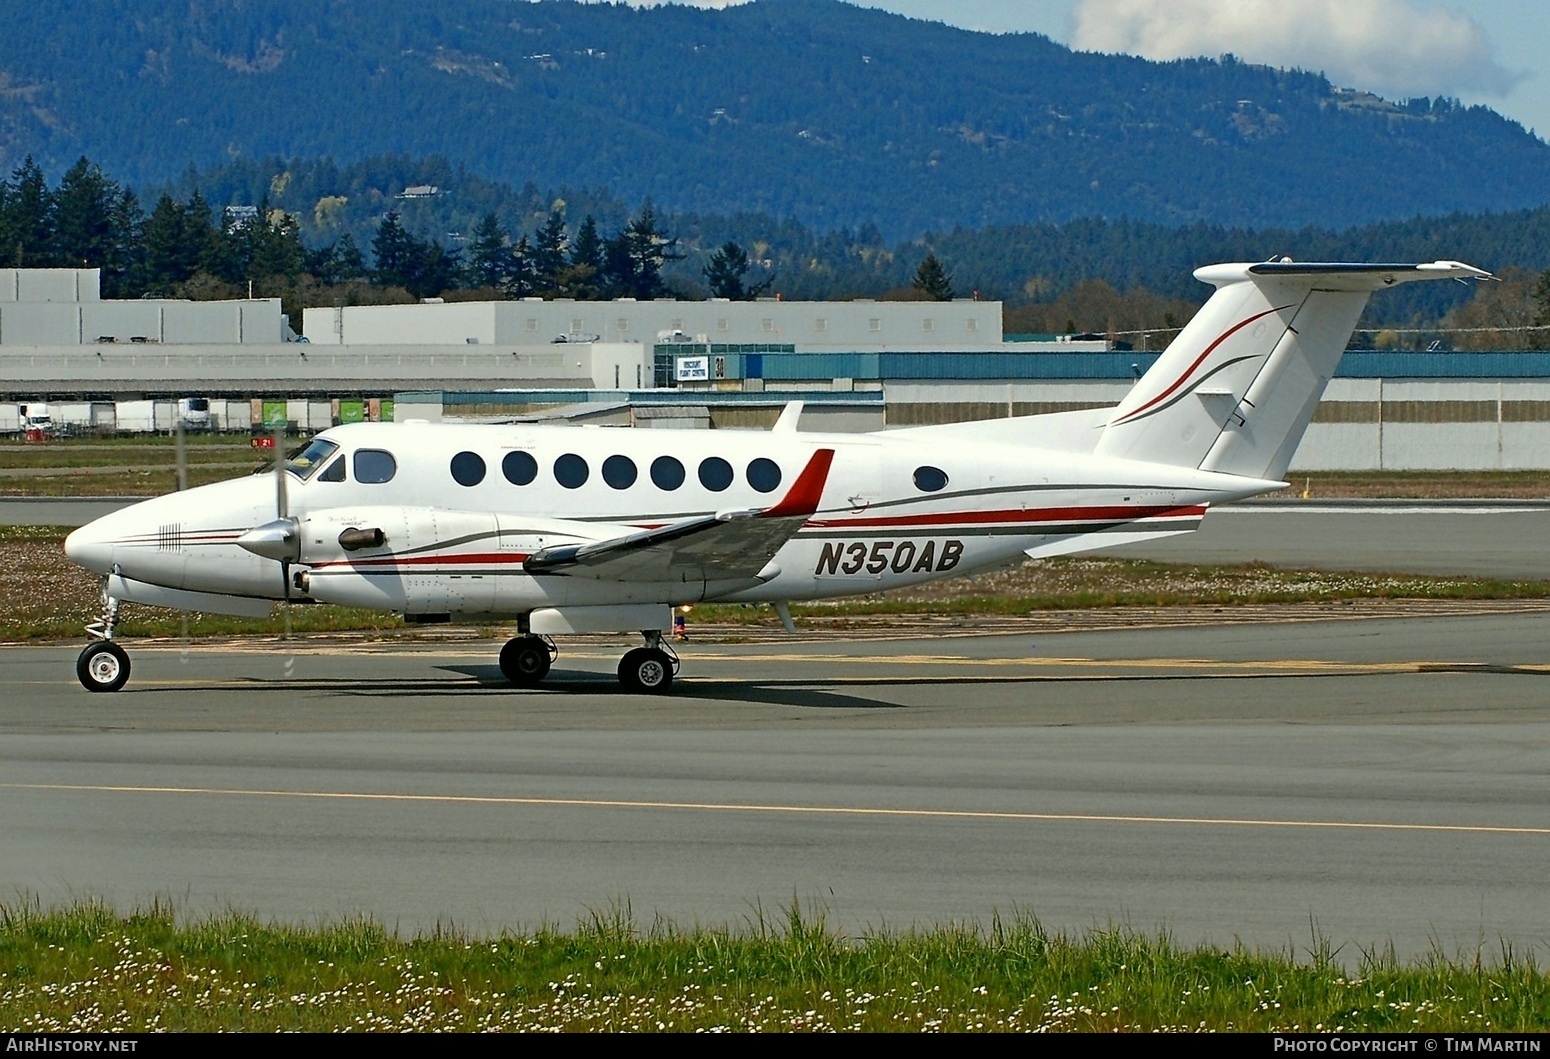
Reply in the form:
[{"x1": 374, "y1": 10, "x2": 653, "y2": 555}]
[{"x1": 63, "y1": 260, "x2": 1490, "y2": 693}]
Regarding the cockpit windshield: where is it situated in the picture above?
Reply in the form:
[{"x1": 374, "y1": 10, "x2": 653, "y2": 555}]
[{"x1": 285, "y1": 438, "x2": 341, "y2": 480}]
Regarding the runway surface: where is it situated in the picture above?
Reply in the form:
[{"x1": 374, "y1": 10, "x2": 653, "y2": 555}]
[
  {"x1": 5, "y1": 610, "x2": 1550, "y2": 960},
  {"x1": 1111, "y1": 501, "x2": 1550, "y2": 580}
]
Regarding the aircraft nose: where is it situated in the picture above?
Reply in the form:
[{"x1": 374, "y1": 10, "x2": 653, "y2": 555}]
[{"x1": 64, "y1": 522, "x2": 114, "y2": 573}]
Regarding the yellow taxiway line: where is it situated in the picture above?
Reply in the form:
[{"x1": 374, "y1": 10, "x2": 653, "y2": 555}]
[{"x1": 3, "y1": 781, "x2": 1545, "y2": 837}]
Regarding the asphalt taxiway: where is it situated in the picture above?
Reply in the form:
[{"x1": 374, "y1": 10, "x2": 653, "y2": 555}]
[{"x1": 5, "y1": 610, "x2": 1550, "y2": 961}]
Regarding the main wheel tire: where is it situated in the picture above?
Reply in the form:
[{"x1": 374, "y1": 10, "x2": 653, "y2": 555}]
[
  {"x1": 499, "y1": 636, "x2": 551, "y2": 685},
  {"x1": 77, "y1": 641, "x2": 130, "y2": 693},
  {"x1": 618, "y1": 647, "x2": 673, "y2": 694}
]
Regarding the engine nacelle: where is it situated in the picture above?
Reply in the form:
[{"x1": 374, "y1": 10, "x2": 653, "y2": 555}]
[{"x1": 295, "y1": 506, "x2": 588, "y2": 614}]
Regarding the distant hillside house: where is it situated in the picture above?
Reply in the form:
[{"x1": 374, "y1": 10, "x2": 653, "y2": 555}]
[
  {"x1": 397, "y1": 185, "x2": 439, "y2": 199},
  {"x1": 223, "y1": 205, "x2": 258, "y2": 230}
]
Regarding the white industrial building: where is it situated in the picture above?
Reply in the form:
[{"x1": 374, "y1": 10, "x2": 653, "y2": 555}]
[
  {"x1": 3, "y1": 268, "x2": 1550, "y2": 470},
  {"x1": 0, "y1": 267, "x2": 288, "y2": 345},
  {"x1": 301, "y1": 296, "x2": 1004, "y2": 351},
  {"x1": 0, "y1": 270, "x2": 1016, "y2": 403}
]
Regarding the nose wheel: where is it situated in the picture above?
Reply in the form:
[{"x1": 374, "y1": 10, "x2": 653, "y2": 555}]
[
  {"x1": 78, "y1": 582, "x2": 130, "y2": 692},
  {"x1": 77, "y1": 641, "x2": 130, "y2": 693}
]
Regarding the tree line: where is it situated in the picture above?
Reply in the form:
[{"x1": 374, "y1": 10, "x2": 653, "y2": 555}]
[
  {"x1": 0, "y1": 155, "x2": 963, "y2": 326},
  {"x1": 6, "y1": 153, "x2": 1548, "y2": 343}
]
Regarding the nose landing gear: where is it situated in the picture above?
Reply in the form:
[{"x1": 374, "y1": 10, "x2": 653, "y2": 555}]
[{"x1": 78, "y1": 585, "x2": 130, "y2": 693}]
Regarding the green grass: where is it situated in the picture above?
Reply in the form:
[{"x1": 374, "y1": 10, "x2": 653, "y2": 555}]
[
  {"x1": 0, "y1": 435, "x2": 275, "y2": 495},
  {"x1": 1, "y1": 901, "x2": 1546, "y2": 1031}
]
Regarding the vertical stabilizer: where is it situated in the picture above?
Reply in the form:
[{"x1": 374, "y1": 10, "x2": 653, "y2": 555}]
[{"x1": 1094, "y1": 261, "x2": 1490, "y2": 479}]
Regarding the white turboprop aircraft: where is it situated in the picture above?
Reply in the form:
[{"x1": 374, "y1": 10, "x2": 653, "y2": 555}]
[{"x1": 64, "y1": 260, "x2": 1489, "y2": 693}]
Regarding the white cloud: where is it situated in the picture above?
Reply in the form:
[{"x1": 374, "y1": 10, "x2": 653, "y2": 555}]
[{"x1": 1072, "y1": 0, "x2": 1518, "y2": 99}]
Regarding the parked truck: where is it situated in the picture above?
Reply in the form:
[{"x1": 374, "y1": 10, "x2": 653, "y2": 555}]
[
  {"x1": 21, "y1": 402, "x2": 52, "y2": 441},
  {"x1": 178, "y1": 397, "x2": 211, "y2": 431},
  {"x1": 115, "y1": 400, "x2": 178, "y2": 434}
]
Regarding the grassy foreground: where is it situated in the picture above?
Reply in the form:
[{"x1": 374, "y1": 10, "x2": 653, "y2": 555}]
[{"x1": 1, "y1": 903, "x2": 1545, "y2": 1032}]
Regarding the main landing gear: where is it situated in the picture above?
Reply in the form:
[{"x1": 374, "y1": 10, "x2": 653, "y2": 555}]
[
  {"x1": 497, "y1": 627, "x2": 679, "y2": 693},
  {"x1": 498, "y1": 634, "x2": 556, "y2": 686},
  {"x1": 77, "y1": 585, "x2": 130, "y2": 693},
  {"x1": 618, "y1": 630, "x2": 678, "y2": 694}
]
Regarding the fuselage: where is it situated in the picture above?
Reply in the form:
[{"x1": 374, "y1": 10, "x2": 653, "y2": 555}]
[{"x1": 64, "y1": 419, "x2": 1280, "y2": 617}]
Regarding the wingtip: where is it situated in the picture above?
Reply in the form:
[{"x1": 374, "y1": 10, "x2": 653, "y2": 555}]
[{"x1": 762, "y1": 448, "x2": 835, "y2": 519}]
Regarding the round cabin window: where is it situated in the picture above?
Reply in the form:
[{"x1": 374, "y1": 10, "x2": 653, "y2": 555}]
[
  {"x1": 502, "y1": 450, "x2": 538, "y2": 486},
  {"x1": 651, "y1": 455, "x2": 685, "y2": 490},
  {"x1": 913, "y1": 465, "x2": 949, "y2": 492},
  {"x1": 746, "y1": 457, "x2": 782, "y2": 493},
  {"x1": 450, "y1": 451, "x2": 486, "y2": 487},
  {"x1": 602, "y1": 454, "x2": 638, "y2": 489},
  {"x1": 554, "y1": 453, "x2": 590, "y2": 489}
]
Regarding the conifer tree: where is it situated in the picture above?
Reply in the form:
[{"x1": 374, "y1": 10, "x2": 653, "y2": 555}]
[
  {"x1": 558, "y1": 215, "x2": 603, "y2": 299},
  {"x1": 53, "y1": 157, "x2": 116, "y2": 269},
  {"x1": 531, "y1": 209, "x2": 569, "y2": 295},
  {"x1": 703, "y1": 240, "x2": 775, "y2": 300},
  {"x1": 703, "y1": 241, "x2": 751, "y2": 300},
  {"x1": 604, "y1": 204, "x2": 681, "y2": 299},
  {"x1": 371, "y1": 210, "x2": 420, "y2": 291},
  {"x1": 3, "y1": 157, "x2": 56, "y2": 267},
  {"x1": 140, "y1": 195, "x2": 197, "y2": 293},
  {"x1": 912, "y1": 252, "x2": 954, "y2": 301},
  {"x1": 467, "y1": 212, "x2": 511, "y2": 290}
]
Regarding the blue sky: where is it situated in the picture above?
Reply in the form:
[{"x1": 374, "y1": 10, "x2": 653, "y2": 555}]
[{"x1": 667, "y1": 1, "x2": 1550, "y2": 138}]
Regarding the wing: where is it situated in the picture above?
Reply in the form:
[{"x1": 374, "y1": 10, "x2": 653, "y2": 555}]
[{"x1": 524, "y1": 448, "x2": 834, "y2": 583}]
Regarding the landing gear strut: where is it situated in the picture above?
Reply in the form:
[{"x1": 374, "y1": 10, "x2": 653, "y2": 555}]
[
  {"x1": 78, "y1": 583, "x2": 130, "y2": 693},
  {"x1": 618, "y1": 630, "x2": 678, "y2": 694},
  {"x1": 499, "y1": 634, "x2": 556, "y2": 686}
]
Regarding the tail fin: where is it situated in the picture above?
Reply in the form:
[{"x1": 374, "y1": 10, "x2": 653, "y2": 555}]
[{"x1": 1094, "y1": 261, "x2": 1490, "y2": 479}]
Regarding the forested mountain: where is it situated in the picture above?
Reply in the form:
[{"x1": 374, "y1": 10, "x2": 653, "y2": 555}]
[{"x1": 4, "y1": 0, "x2": 1549, "y2": 238}]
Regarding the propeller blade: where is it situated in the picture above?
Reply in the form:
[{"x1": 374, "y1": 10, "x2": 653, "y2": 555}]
[
  {"x1": 269, "y1": 420, "x2": 292, "y2": 599},
  {"x1": 273, "y1": 422, "x2": 288, "y2": 519}
]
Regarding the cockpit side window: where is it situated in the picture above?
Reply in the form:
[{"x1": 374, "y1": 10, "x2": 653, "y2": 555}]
[
  {"x1": 318, "y1": 456, "x2": 346, "y2": 482},
  {"x1": 285, "y1": 438, "x2": 341, "y2": 481},
  {"x1": 354, "y1": 449, "x2": 397, "y2": 484}
]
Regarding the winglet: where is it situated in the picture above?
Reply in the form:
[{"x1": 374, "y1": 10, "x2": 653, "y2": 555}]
[{"x1": 761, "y1": 448, "x2": 834, "y2": 519}]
